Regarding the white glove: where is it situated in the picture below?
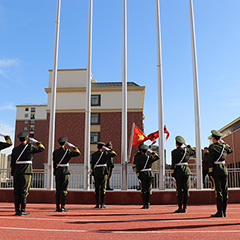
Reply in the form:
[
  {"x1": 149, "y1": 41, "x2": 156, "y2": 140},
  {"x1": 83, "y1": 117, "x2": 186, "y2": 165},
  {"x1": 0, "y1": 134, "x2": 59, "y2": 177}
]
[
  {"x1": 29, "y1": 137, "x2": 38, "y2": 143},
  {"x1": 172, "y1": 177, "x2": 176, "y2": 181},
  {"x1": 148, "y1": 149, "x2": 153, "y2": 153},
  {"x1": 11, "y1": 176, "x2": 14, "y2": 181},
  {"x1": 219, "y1": 139, "x2": 224, "y2": 143},
  {"x1": 0, "y1": 133, "x2": 5, "y2": 137},
  {"x1": 92, "y1": 175, "x2": 95, "y2": 183},
  {"x1": 184, "y1": 142, "x2": 189, "y2": 147},
  {"x1": 67, "y1": 142, "x2": 75, "y2": 147},
  {"x1": 103, "y1": 146, "x2": 110, "y2": 151},
  {"x1": 138, "y1": 179, "x2": 141, "y2": 184}
]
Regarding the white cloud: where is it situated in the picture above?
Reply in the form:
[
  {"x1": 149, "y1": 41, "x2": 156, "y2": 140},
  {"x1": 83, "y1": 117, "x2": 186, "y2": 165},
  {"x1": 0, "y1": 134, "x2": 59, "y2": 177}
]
[
  {"x1": 0, "y1": 59, "x2": 18, "y2": 68},
  {"x1": 0, "y1": 103, "x2": 15, "y2": 110}
]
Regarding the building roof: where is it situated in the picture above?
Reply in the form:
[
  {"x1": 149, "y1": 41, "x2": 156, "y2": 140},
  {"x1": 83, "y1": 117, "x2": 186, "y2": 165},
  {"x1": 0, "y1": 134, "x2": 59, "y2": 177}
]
[{"x1": 91, "y1": 82, "x2": 140, "y2": 87}]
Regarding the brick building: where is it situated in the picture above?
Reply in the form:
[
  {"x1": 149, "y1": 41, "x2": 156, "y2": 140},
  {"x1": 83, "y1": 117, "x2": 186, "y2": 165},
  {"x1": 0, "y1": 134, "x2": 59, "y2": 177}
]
[{"x1": 15, "y1": 69, "x2": 145, "y2": 171}]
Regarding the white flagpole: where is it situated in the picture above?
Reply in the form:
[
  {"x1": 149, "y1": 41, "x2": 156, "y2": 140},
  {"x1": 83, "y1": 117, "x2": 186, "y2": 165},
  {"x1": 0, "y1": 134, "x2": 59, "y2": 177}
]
[
  {"x1": 84, "y1": 0, "x2": 93, "y2": 190},
  {"x1": 189, "y1": 0, "x2": 202, "y2": 189},
  {"x1": 127, "y1": 122, "x2": 135, "y2": 163},
  {"x1": 47, "y1": 0, "x2": 61, "y2": 190},
  {"x1": 121, "y1": 0, "x2": 128, "y2": 190},
  {"x1": 156, "y1": 0, "x2": 165, "y2": 190}
]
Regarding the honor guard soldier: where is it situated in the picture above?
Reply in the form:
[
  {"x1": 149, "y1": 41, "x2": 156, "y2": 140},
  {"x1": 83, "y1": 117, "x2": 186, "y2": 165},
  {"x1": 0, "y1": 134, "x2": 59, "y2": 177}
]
[
  {"x1": 11, "y1": 131, "x2": 45, "y2": 216},
  {"x1": 53, "y1": 137, "x2": 81, "y2": 212},
  {"x1": 135, "y1": 144, "x2": 159, "y2": 209},
  {"x1": 105, "y1": 142, "x2": 114, "y2": 190},
  {"x1": 0, "y1": 133, "x2": 12, "y2": 151},
  {"x1": 171, "y1": 136, "x2": 195, "y2": 213},
  {"x1": 208, "y1": 130, "x2": 233, "y2": 217},
  {"x1": 91, "y1": 142, "x2": 117, "y2": 208}
]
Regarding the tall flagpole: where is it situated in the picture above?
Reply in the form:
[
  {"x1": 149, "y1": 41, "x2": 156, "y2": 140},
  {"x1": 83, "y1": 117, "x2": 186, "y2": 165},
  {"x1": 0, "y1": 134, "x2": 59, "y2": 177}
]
[
  {"x1": 47, "y1": 0, "x2": 61, "y2": 190},
  {"x1": 156, "y1": 0, "x2": 165, "y2": 190},
  {"x1": 84, "y1": 0, "x2": 93, "y2": 190},
  {"x1": 189, "y1": 0, "x2": 202, "y2": 189},
  {"x1": 121, "y1": 0, "x2": 128, "y2": 190}
]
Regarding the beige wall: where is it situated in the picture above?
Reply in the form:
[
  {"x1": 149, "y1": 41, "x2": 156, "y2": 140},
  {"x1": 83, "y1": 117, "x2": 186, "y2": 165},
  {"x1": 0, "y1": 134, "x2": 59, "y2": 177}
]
[{"x1": 16, "y1": 105, "x2": 47, "y2": 120}]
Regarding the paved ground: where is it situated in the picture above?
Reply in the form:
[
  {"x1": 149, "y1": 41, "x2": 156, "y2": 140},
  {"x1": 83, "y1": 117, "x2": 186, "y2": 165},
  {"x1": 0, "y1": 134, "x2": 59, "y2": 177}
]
[{"x1": 0, "y1": 202, "x2": 240, "y2": 239}]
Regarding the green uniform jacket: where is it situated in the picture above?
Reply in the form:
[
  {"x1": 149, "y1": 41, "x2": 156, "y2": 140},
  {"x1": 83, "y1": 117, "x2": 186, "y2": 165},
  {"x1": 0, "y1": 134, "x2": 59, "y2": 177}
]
[
  {"x1": 135, "y1": 152, "x2": 160, "y2": 179},
  {"x1": 91, "y1": 150, "x2": 117, "y2": 176},
  {"x1": 53, "y1": 147, "x2": 81, "y2": 175},
  {"x1": 208, "y1": 142, "x2": 233, "y2": 176},
  {"x1": 0, "y1": 135, "x2": 12, "y2": 151},
  {"x1": 171, "y1": 146, "x2": 196, "y2": 177},
  {"x1": 11, "y1": 142, "x2": 45, "y2": 175}
]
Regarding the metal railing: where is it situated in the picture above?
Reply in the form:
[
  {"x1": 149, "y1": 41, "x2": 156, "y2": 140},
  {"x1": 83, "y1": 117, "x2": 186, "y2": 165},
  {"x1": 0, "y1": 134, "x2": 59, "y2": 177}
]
[{"x1": 1, "y1": 168, "x2": 240, "y2": 190}]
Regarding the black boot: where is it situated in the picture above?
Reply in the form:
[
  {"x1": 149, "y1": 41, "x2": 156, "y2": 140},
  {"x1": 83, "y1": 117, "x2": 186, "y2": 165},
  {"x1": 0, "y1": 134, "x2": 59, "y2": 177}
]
[
  {"x1": 211, "y1": 198, "x2": 223, "y2": 217},
  {"x1": 61, "y1": 194, "x2": 68, "y2": 212},
  {"x1": 141, "y1": 193, "x2": 147, "y2": 209},
  {"x1": 20, "y1": 197, "x2": 30, "y2": 216},
  {"x1": 101, "y1": 193, "x2": 108, "y2": 208},
  {"x1": 146, "y1": 193, "x2": 151, "y2": 209},
  {"x1": 94, "y1": 193, "x2": 99, "y2": 208},
  {"x1": 55, "y1": 193, "x2": 61, "y2": 212},
  {"x1": 183, "y1": 195, "x2": 188, "y2": 213},
  {"x1": 175, "y1": 195, "x2": 183, "y2": 213},
  {"x1": 14, "y1": 195, "x2": 20, "y2": 216},
  {"x1": 222, "y1": 198, "x2": 228, "y2": 217}
]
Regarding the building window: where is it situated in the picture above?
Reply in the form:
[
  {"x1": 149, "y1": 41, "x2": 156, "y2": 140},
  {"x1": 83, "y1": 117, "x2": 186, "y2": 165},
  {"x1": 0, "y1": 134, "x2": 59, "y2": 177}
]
[
  {"x1": 31, "y1": 114, "x2": 35, "y2": 119},
  {"x1": 90, "y1": 132, "x2": 100, "y2": 144},
  {"x1": 31, "y1": 107, "x2": 35, "y2": 112},
  {"x1": 25, "y1": 108, "x2": 29, "y2": 111},
  {"x1": 91, "y1": 95, "x2": 101, "y2": 106},
  {"x1": 91, "y1": 113, "x2": 100, "y2": 125},
  {"x1": 30, "y1": 120, "x2": 35, "y2": 125},
  {"x1": 30, "y1": 127, "x2": 34, "y2": 131},
  {"x1": 24, "y1": 127, "x2": 28, "y2": 130},
  {"x1": 25, "y1": 114, "x2": 28, "y2": 118},
  {"x1": 24, "y1": 121, "x2": 28, "y2": 124}
]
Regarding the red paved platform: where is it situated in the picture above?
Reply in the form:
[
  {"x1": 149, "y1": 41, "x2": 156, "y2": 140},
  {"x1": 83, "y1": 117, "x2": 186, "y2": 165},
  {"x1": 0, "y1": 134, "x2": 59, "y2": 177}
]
[
  {"x1": 1, "y1": 188, "x2": 240, "y2": 205},
  {"x1": 0, "y1": 202, "x2": 240, "y2": 239}
]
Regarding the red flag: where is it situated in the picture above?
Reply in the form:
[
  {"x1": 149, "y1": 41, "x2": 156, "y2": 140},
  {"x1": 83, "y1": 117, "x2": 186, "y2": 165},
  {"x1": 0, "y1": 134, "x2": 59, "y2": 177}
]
[
  {"x1": 132, "y1": 124, "x2": 149, "y2": 147},
  {"x1": 147, "y1": 125, "x2": 170, "y2": 141},
  {"x1": 164, "y1": 125, "x2": 170, "y2": 140}
]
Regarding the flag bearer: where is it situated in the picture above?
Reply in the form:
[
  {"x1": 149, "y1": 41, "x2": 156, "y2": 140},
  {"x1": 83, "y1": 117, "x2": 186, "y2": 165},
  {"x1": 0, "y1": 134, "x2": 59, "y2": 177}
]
[
  {"x1": 91, "y1": 142, "x2": 117, "y2": 208},
  {"x1": 208, "y1": 130, "x2": 233, "y2": 217},
  {"x1": 135, "y1": 144, "x2": 159, "y2": 209},
  {"x1": 11, "y1": 131, "x2": 45, "y2": 216},
  {"x1": 53, "y1": 137, "x2": 81, "y2": 212},
  {"x1": 171, "y1": 136, "x2": 195, "y2": 213}
]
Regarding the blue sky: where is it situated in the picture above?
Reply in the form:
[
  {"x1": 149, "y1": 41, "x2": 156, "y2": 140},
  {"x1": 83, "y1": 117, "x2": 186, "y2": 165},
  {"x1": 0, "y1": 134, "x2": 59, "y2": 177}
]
[{"x1": 0, "y1": 0, "x2": 240, "y2": 164}]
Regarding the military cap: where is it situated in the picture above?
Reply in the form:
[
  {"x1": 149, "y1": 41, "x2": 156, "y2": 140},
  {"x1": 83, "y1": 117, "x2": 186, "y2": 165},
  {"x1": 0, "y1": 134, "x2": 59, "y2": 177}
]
[
  {"x1": 17, "y1": 131, "x2": 29, "y2": 140},
  {"x1": 175, "y1": 135, "x2": 185, "y2": 144},
  {"x1": 211, "y1": 130, "x2": 223, "y2": 138},
  {"x1": 58, "y1": 136, "x2": 68, "y2": 144},
  {"x1": 139, "y1": 144, "x2": 149, "y2": 151},
  {"x1": 105, "y1": 141, "x2": 112, "y2": 147},
  {"x1": 97, "y1": 142, "x2": 105, "y2": 149}
]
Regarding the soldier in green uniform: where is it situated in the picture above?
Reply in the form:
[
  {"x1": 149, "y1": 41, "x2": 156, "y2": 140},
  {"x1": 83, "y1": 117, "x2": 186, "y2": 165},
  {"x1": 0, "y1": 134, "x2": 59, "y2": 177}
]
[
  {"x1": 91, "y1": 142, "x2": 117, "y2": 208},
  {"x1": 0, "y1": 133, "x2": 12, "y2": 151},
  {"x1": 132, "y1": 144, "x2": 143, "y2": 190},
  {"x1": 171, "y1": 136, "x2": 195, "y2": 213},
  {"x1": 53, "y1": 136, "x2": 81, "y2": 212},
  {"x1": 11, "y1": 131, "x2": 45, "y2": 216},
  {"x1": 105, "y1": 142, "x2": 114, "y2": 190},
  {"x1": 135, "y1": 144, "x2": 159, "y2": 209},
  {"x1": 208, "y1": 130, "x2": 233, "y2": 217}
]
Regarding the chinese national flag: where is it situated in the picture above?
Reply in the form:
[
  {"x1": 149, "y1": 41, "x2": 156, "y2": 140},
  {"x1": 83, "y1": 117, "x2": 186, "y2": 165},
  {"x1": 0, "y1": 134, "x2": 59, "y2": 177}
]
[
  {"x1": 147, "y1": 125, "x2": 170, "y2": 141},
  {"x1": 132, "y1": 124, "x2": 149, "y2": 147}
]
